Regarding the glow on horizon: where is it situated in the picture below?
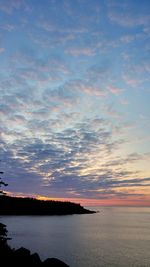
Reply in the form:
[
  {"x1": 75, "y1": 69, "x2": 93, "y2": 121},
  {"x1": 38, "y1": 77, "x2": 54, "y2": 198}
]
[
  {"x1": 0, "y1": 0, "x2": 150, "y2": 206},
  {"x1": 5, "y1": 191, "x2": 150, "y2": 207}
]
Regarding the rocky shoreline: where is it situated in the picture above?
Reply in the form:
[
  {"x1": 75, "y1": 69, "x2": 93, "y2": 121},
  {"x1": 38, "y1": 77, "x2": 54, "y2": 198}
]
[{"x1": 0, "y1": 223, "x2": 69, "y2": 267}]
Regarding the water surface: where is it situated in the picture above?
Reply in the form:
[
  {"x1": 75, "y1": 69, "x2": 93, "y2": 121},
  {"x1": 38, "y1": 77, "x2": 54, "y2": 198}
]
[{"x1": 1, "y1": 207, "x2": 150, "y2": 267}]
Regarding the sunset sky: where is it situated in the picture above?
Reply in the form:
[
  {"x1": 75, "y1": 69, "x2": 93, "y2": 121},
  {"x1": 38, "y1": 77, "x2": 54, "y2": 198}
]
[{"x1": 0, "y1": 0, "x2": 150, "y2": 206}]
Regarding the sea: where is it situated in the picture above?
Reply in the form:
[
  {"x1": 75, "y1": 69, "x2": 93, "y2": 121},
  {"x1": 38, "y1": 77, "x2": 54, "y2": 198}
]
[{"x1": 1, "y1": 207, "x2": 150, "y2": 267}]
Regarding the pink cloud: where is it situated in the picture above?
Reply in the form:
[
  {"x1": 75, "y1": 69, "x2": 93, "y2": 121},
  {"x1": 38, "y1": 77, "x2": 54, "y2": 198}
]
[
  {"x1": 74, "y1": 83, "x2": 106, "y2": 97},
  {"x1": 82, "y1": 86, "x2": 106, "y2": 96},
  {"x1": 108, "y1": 85, "x2": 122, "y2": 95},
  {"x1": 106, "y1": 104, "x2": 122, "y2": 118},
  {"x1": 123, "y1": 74, "x2": 140, "y2": 87}
]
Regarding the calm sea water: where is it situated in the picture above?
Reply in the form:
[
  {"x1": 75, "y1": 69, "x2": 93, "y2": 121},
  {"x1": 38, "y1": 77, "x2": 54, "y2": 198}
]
[{"x1": 1, "y1": 207, "x2": 150, "y2": 267}]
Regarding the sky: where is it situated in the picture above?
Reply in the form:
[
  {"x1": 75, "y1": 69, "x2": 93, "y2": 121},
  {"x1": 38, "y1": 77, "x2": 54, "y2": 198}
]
[{"x1": 0, "y1": 0, "x2": 150, "y2": 206}]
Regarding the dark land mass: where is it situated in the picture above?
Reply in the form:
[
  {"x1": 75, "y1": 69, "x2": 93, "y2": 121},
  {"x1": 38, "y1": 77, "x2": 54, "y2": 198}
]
[{"x1": 0, "y1": 195, "x2": 95, "y2": 215}]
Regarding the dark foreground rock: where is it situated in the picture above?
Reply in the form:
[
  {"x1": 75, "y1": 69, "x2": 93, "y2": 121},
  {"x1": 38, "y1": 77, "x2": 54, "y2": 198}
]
[
  {"x1": 43, "y1": 258, "x2": 69, "y2": 267},
  {"x1": 1, "y1": 245, "x2": 69, "y2": 267}
]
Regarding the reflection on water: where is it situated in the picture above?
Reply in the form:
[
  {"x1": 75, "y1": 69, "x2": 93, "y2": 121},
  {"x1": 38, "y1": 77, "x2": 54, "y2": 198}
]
[{"x1": 1, "y1": 207, "x2": 150, "y2": 267}]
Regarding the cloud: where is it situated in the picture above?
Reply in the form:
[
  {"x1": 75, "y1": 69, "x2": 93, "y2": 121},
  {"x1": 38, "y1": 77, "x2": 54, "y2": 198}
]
[
  {"x1": 108, "y1": 85, "x2": 123, "y2": 95},
  {"x1": 0, "y1": 47, "x2": 5, "y2": 53},
  {"x1": 0, "y1": 23, "x2": 15, "y2": 31},
  {"x1": 109, "y1": 11, "x2": 150, "y2": 28},
  {"x1": 123, "y1": 74, "x2": 140, "y2": 88},
  {"x1": 120, "y1": 35, "x2": 136, "y2": 44},
  {"x1": 70, "y1": 81, "x2": 107, "y2": 97},
  {"x1": 1, "y1": 109, "x2": 149, "y2": 200},
  {"x1": 0, "y1": 0, "x2": 31, "y2": 14},
  {"x1": 86, "y1": 61, "x2": 112, "y2": 84},
  {"x1": 38, "y1": 19, "x2": 87, "y2": 35},
  {"x1": 65, "y1": 47, "x2": 95, "y2": 56},
  {"x1": 105, "y1": 104, "x2": 122, "y2": 118}
]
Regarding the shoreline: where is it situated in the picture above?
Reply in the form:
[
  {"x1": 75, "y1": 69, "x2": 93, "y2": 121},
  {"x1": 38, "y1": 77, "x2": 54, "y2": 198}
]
[{"x1": 0, "y1": 195, "x2": 96, "y2": 216}]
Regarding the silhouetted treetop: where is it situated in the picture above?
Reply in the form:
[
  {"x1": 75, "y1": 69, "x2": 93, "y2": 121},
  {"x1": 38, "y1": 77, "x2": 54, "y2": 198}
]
[
  {"x1": 0, "y1": 170, "x2": 8, "y2": 196},
  {"x1": 0, "y1": 195, "x2": 95, "y2": 215}
]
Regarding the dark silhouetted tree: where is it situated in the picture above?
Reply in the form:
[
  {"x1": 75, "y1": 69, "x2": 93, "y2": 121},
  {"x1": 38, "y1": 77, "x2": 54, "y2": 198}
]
[
  {"x1": 0, "y1": 168, "x2": 9, "y2": 245},
  {"x1": 0, "y1": 171, "x2": 8, "y2": 195}
]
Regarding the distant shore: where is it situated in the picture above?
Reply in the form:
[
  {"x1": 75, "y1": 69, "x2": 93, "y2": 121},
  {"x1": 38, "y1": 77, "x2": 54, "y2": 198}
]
[{"x1": 0, "y1": 195, "x2": 96, "y2": 215}]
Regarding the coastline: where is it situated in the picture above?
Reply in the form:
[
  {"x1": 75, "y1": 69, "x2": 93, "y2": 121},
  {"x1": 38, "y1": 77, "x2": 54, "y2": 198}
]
[{"x1": 0, "y1": 195, "x2": 96, "y2": 215}]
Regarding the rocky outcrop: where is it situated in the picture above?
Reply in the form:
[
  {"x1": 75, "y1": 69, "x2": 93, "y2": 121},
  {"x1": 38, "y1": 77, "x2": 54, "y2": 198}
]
[
  {"x1": 42, "y1": 258, "x2": 69, "y2": 267},
  {"x1": 1, "y1": 245, "x2": 69, "y2": 267}
]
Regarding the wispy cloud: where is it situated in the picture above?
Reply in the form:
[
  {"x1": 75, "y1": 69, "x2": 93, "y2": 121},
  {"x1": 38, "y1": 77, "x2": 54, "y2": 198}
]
[
  {"x1": 65, "y1": 47, "x2": 95, "y2": 56},
  {"x1": 0, "y1": 23, "x2": 15, "y2": 31},
  {"x1": 108, "y1": 10, "x2": 150, "y2": 28},
  {"x1": 108, "y1": 85, "x2": 123, "y2": 95},
  {"x1": 0, "y1": 0, "x2": 31, "y2": 14}
]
